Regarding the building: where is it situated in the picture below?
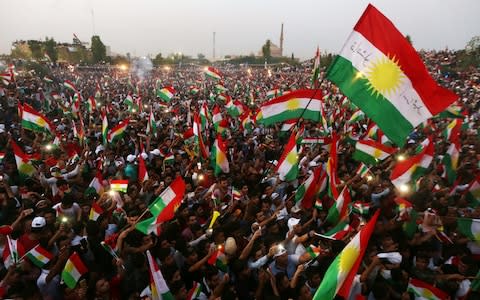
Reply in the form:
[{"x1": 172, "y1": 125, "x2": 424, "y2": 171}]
[{"x1": 258, "y1": 23, "x2": 285, "y2": 58}]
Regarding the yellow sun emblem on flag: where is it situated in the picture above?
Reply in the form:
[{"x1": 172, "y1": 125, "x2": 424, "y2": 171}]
[
  {"x1": 365, "y1": 55, "x2": 405, "y2": 98},
  {"x1": 339, "y1": 243, "x2": 359, "y2": 274},
  {"x1": 287, "y1": 99, "x2": 300, "y2": 110}
]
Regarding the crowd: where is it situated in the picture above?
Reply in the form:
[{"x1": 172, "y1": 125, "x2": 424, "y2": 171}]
[{"x1": 0, "y1": 49, "x2": 479, "y2": 300}]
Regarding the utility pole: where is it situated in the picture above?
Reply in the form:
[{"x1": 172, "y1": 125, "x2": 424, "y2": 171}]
[
  {"x1": 91, "y1": 9, "x2": 96, "y2": 36},
  {"x1": 213, "y1": 31, "x2": 216, "y2": 61}
]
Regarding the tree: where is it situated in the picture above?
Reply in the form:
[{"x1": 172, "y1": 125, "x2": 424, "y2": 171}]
[
  {"x1": 405, "y1": 35, "x2": 413, "y2": 45},
  {"x1": 91, "y1": 35, "x2": 107, "y2": 63},
  {"x1": 44, "y1": 37, "x2": 58, "y2": 62},
  {"x1": 197, "y1": 53, "x2": 205, "y2": 60},
  {"x1": 262, "y1": 39, "x2": 272, "y2": 61},
  {"x1": 28, "y1": 40, "x2": 43, "y2": 60},
  {"x1": 152, "y1": 53, "x2": 164, "y2": 66}
]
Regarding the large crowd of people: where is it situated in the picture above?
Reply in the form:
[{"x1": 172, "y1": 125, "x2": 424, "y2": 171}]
[{"x1": 0, "y1": 49, "x2": 479, "y2": 300}]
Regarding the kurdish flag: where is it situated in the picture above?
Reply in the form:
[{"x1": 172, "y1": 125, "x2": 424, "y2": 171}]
[
  {"x1": 88, "y1": 171, "x2": 106, "y2": 195},
  {"x1": 207, "y1": 247, "x2": 228, "y2": 272},
  {"x1": 111, "y1": 180, "x2": 128, "y2": 192},
  {"x1": 0, "y1": 152, "x2": 4, "y2": 162},
  {"x1": 89, "y1": 202, "x2": 104, "y2": 221},
  {"x1": 3, "y1": 236, "x2": 25, "y2": 269},
  {"x1": 306, "y1": 245, "x2": 322, "y2": 259},
  {"x1": 352, "y1": 139, "x2": 397, "y2": 165},
  {"x1": 108, "y1": 119, "x2": 129, "y2": 143},
  {"x1": 63, "y1": 80, "x2": 77, "y2": 92},
  {"x1": 442, "y1": 119, "x2": 461, "y2": 185},
  {"x1": 11, "y1": 141, "x2": 36, "y2": 177},
  {"x1": 101, "y1": 109, "x2": 108, "y2": 145},
  {"x1": 313, "y1": 210, "x2": 379, "y2": 300},
  {"x1": 257, "y1": 89, "x2": 323, "y2": 126},
  {"x1": 193, "y1": 113, "x2": 209, "y2": 160},
  {"x1": 275, "y1": 131, "x2": 299, "y2": 181},
  {"x1": 266, "y1": 89, "x2": 282, "y2": 99},
  {"x1": 157, "y1": 86, "x2": 176, "y2": 102},
  {"x1": 136, "y1": 177, "x2": 186, "y2": 235},
  {"x1": 26, "y1": 245, "x2": 54, "y2": 268},
  {"x1": 326, "y1": 186, "x2": 351, "y2": 225},
  {"x1": 20, "y1": 103, "x2": 54, "y2": 135},
  {"x1": 146, "y1": 110, "x2": 157, "y2": 137},
  {"x1": 205, "y1": 66, "x2": 222, "y2": 80},
  {"x1": 407, "y1": 278, "x2": 448, "y2": 300},
  {"x1": 326, "y1": 4, "x2": 457, "y2": 147},
  {"x1": 311, "y1": 47, "x2": 321, "y2": 88},
  {"x1": 457, "y1": 218, "x2": 480, "y2": 241},
  {"x1": 187, "y1": 282, "x2": 202, "y2": 300},
  {"x1": 62, "y1": 252, "x2": 88, "y2": 289},
  {"x1": 315, "y1": 220, "x2": 353, "y2": 240},
  {"x1": 390, "y1": 145, "x2": 428, "y2": 191},
  {"x1": 86, "y1": 96, "x2": 96, "y2": 113},
  {"x1": 146, "y1": 250, "x2": 174, "y2": 300},
  {"x1": 466, "y1": 176, "x2": 480, "y2": 205},
  {"x1": 211, "y1": 134, "x2": 230, "y2": 176},
  {"x1": 355, "y1": 163, "x2": 371, "y2": 179},
  {"x1": 295, "y1": 167, "x2": 323, "y2": 209}
]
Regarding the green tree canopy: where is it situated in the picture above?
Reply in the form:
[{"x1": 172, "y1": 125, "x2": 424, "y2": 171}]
[
  {"x1": 91, "y1": 35, "x2": 107, "y2": 63},
  {"x1": 44, "y1": 37, "x2": 58, "y2": 62}
]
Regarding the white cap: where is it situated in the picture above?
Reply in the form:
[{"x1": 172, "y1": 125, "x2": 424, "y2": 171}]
[
  {"x1": 150, "y1": 149, "x2": 161, "y2": 156},
  {"x1": 377, "y1": 252, "x2": 402, "y2": 264},
  {"x1": 32, "y1": 217, "x2": 46, "y2": 229},
  {"x1": 95, "y1": 145, "x2": 105, "y2": 155},
  {"x1": 126, "y1": 154, "x2": 136, "y2": 162},
  {"x1": 140, "y1": 152, "x2": 148, "y2": 160},
  {"x1": 273, "y1": 244, "x2": 287, "y2": 258},
  {"x1": 287, "y1": 217, "x2": 300, "y2": 231}
]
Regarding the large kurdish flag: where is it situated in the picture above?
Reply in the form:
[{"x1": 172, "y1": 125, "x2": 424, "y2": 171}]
[
  {"x1": 326, "y1": 4, "x2": 457, "y2": 147},
  {"x1": 146, "y1": 250, "x2": 174, "y2": 300},
  {"x1": 108, "y1": 119, "x2": 129, "y2": 143},
  {"x1": 257, "y1": 89, "x2": 323, "y2": 126},
  {"x1": 313, "y1": 210, "x2": 379, "y2": 300},
  {"x1": 211, "y1": 134, "x2": 230, "y2": 176}
]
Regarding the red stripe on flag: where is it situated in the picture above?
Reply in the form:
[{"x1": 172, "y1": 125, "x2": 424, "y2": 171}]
[{"x1": 353, "y1": 4, "x2": 458, "y2": 114}]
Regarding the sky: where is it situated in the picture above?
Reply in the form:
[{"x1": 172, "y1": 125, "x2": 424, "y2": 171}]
[{"x1": 1, "y1": 0, "x2": 479, "y2": 60}]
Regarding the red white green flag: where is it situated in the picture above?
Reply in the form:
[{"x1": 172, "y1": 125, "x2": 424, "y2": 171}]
[
  {"x1": 89, "y1": 202, "x2": 104, "y2": 221},
  {"x1": 62, "y1": 252, "x2": 88, "y2": 289},
  {"x1": 3, "y1": 236, "x2": 25, "y2": 269},
  {"x1": 193, "y1": 113, "x2": 209, "y2": 160},
  {"x1": 210, "y1": 134, "x2": 230, "y2": 176},
  {"x1": 207, "y1": 247, "x2": 228, "y2": 272},
  {"x1": 63, "y1": 80, "x2": 77, "y2": 92},
  {"x1": 20, "y1": 103, "x2": 54, "y2": 135},
  {"x1": 311, "y1": 47, "x2": 321, "y2": 88},
  {"x1": 295, "y1": 167, "x2": 324, "y2": 209},
  {"x1": 466, "y1": 175, "x2": 480, "y2": 205},
  {"x1": 136, "y1": 177, "x2": 186, "y2": 235},
  {"x1": 11, "y1": 141, "x2": 37, "y2": 177},
  {"x1": 146, "y1": 250, "x2": 174, "y2": 300},
  {"x1": 275, "y1": 130, "x2": 299, "y2": 182},
  {"x1": 442, "y1": 119, "x2": 461, "y2": 184},
  {"x1": 26, "y1": 244, "x2": 53, "y2": 268},
  {"x1": 101, "y1": 109, "x2": 108, "y2": 145},
  {"x1": 407, "y1": 278, "x2": 448, "y2": 300},
  {"x1": 111, "y1": 180, "x2": 128, "y2": 192},
  {"x1": 108, "y1": 119, "x2": 129, "y2": 143},
  {"x1": 326, "y1": 4, "x2": 458, "y2": 147},
  {"x1": 313, "y1": 210, "x2": 379, "y2": 300},
  {"x1": 257, "y1": 89, "x2": 323, "y2": 126},
  {"x1": 326, "y1": 186, "x2": 352, "y2": 225},
  {"x1": 157, "y1": 86, "x2": 176, "y2": 102},
  {"x1": 352, "y1": 139, "x2": 397, "y2": 165},
  {"x1": 204, "y1": 66, "x2": 222, "y2": 80},
  {"x1": 86, "y1": 96, "x2": 96, "y2": 113},
  {"x1": 314, "y1": 220, "x2": 353, "y2": 240}
]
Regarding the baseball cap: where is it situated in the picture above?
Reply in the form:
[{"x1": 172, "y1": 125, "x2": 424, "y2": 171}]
[
  {"x1": 287, "y1": 217, "x2": 300, "y2": 231},
  {"x1": 273, "y1": 244, "x2": 287, "y2": 258},
  {"x1": 126, "y1": 154, "x2": 136, "y2": 162},
  {"x1": 32, "y1": 217, "x2": 46, "y2": 229},
  {"x1": 150, "y1": 149, "x2": 161, "y2": 156}
]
